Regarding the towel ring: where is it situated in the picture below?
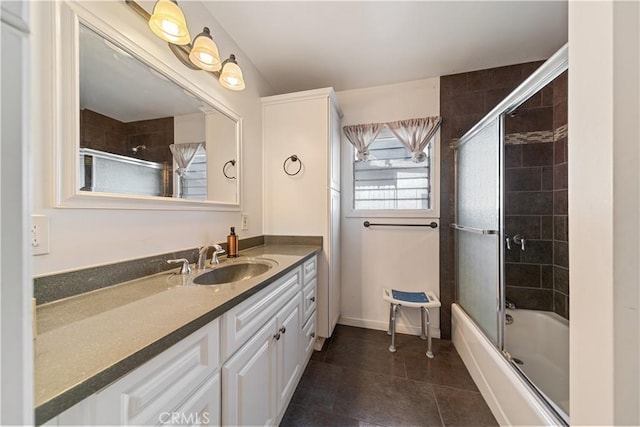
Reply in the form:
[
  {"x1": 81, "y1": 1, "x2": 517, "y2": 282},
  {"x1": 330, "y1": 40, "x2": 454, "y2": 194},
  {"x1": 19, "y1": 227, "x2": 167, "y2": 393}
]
[
  {"x1": 283, "y1": 155, "x2": 302, "y2": 176},
  {"x1": 223, "y1": 160, "x2": 236, "y2": 179}
]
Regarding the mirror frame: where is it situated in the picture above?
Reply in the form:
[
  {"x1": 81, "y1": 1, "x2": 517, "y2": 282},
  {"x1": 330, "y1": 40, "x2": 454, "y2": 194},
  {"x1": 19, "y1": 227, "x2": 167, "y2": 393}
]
[{"x1": 54, "y1": 1, "x2": 242, "y2": 210}]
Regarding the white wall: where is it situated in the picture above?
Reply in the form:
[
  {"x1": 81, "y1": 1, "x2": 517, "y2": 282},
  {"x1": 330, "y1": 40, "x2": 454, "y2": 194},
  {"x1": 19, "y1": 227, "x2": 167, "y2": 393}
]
[
  {"x1": 174, "y1": 113, "x2": 205, "y2": 144},
  {"x1": 336, "y1": 78, "x2": 441, "y2": 337},
  {"x1": 31, "y1": 1, "x2": 272, "y2": 276},
  {"x1": 569, "y1": 1, "x2": 640, "y2": 425},
  {"x1": 1, "y1": 1, "x2": 34, "y2": 424},
  {"x1": 206, "y1": 112, "x2": 238, "y2": 203}
]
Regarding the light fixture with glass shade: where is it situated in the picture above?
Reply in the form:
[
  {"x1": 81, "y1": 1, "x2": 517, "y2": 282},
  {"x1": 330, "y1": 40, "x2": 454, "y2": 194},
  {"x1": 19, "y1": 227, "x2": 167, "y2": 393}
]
[
  {"x1": 125, "y1": 0, "x2": 246, "y2": 91},
  {"x1": 188, "y1": 27, "x2": 222, "y2": 72},
  {"x1": 219, "y1": 55, "x2": 246, "y2": 91},
  {"x1": 148, "y1": 0, "x2": 190, "y2": 45}
]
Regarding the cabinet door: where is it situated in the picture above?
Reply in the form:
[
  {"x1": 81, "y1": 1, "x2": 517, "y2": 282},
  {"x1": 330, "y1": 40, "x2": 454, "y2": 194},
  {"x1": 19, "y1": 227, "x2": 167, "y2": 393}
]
[
  {"x1": 276, "y1": 296, "x2": 302, "y2": 414},
  {"x1": 222, "y1": 318, "x2": 277, "y2": 427},
  {"x1": 167, "y1": 372, "x2": 220, "y2": 426}
]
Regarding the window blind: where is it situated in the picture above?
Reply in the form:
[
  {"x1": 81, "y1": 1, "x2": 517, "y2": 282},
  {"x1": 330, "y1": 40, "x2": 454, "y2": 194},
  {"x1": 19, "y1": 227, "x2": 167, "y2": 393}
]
[{"x1": 353, "y1": 135, "x2": 430, "y2": 210}]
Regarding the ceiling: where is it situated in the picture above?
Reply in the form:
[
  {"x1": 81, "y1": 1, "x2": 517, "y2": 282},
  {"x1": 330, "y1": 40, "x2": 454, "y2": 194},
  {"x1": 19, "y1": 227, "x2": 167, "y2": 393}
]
[{"x1": 203, "y1": 1, "x2": 568, "y2": 95}]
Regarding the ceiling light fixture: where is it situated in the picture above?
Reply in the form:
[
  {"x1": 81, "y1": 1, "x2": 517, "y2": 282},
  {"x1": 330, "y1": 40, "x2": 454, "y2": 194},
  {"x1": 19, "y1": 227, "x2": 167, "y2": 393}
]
[{"x1": 125, "y1": 0, "x2": 246, "y2": 91}]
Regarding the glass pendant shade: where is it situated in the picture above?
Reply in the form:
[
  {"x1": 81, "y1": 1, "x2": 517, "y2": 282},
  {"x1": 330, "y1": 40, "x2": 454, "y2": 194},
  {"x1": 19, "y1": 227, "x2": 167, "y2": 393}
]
[
  {"x1": 148, "y1": 0, "x2": 191, "y2": 45},
  {"x1": 219, "y1": 55, "x2": 246, "y2": 91},
  {"x1": 188, "y1": 27, "x2": 222, "y2": 72}
]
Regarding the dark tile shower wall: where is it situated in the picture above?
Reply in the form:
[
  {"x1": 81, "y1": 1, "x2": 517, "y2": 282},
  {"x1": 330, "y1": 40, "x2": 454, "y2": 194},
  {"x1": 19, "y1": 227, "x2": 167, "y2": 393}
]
[
  {"x1": 552, "y1": 71, "x2": 569, "y2": 319},
  {"x1": 80, "y1": 109, "x2": 128, "y2": 156},
  {"x1": 439, "y1": 62, "x2": 543, "y2": 339},
  {"x1": 502, "y1": 73, "x2": 568, "y2": 319},
  {"x1": 80, "y1": 109, "x2": 174, "y2": 164},
  {"x1": 503, "y1": 80, "x2": 555, "y2": 313}
]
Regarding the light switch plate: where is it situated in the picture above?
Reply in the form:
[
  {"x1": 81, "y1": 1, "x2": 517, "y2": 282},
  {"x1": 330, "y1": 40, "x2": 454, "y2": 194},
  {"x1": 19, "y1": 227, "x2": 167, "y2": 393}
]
[{"x1": 241, "y1": 214, "x2": 249, "y2": 230}]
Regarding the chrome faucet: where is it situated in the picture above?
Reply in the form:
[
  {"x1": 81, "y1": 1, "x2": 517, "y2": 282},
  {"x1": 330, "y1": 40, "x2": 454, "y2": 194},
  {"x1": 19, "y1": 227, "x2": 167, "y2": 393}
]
[
  {"x1": 197, "y1": 245, "x2": 215, "y2": 269},
  {"x1": 505, "y1": 299, "x2": 517, "y2": 310},
  {"x1": 211, "y1": 244, "x2": 226, "y2": 265}
]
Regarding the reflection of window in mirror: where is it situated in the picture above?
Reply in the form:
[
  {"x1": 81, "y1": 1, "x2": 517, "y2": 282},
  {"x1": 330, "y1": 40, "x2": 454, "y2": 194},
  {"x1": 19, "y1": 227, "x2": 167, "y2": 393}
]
[{"x1": 173, "y1": 113, "x2": 207, "y2": 200}]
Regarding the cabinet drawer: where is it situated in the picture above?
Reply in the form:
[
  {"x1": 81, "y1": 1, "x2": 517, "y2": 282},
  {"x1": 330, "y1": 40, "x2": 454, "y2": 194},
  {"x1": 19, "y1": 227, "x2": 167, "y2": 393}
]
[
  {"x1": 303, "y1": 256, "x2": 317, "y2": 285},
  {"x1": 302, "y1": 312, "x2": 317, "y2": 363},
  {"x1": 94, "y1": 320, "x2": 220, "y2": 426},
  {"x1": 222, "y1": 267, "x2": 301, "y2": 360},
  {"x1": 301, "y1": 278, "x2": 317, "y2": 323}
]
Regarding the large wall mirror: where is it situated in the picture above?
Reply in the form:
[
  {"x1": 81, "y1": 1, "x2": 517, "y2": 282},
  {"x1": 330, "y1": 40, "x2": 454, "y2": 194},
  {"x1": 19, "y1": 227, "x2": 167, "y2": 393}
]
[{"x1": 55, "y1": 2, "x2": 241, "y2": 210}]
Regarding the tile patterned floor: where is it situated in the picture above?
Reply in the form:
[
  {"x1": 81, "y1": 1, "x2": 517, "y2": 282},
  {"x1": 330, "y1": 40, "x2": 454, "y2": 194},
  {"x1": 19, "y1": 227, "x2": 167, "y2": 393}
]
[{"x1": 280, "y1": 325, "x2": 498, "y2": 427}]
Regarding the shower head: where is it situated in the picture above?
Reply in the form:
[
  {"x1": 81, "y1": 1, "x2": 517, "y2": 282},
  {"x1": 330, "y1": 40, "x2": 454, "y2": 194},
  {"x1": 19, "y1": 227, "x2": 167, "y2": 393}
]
[{"x1": 131, "y1": 145, "x2": 146, "y2": 154}]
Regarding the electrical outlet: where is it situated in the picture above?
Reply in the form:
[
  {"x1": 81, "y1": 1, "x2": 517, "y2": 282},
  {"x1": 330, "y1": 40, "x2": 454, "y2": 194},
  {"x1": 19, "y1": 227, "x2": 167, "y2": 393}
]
[
  {"x1": 31, "y1": 215, "x2": 50, "y2": 256},
  {"x1": 241, "y1": 214, "x2": 249, "y2": 230}
]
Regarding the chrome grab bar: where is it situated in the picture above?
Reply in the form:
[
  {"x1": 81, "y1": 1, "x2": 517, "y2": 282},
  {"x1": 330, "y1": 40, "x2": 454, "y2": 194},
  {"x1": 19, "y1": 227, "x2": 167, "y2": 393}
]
[{"x1": 450, "y1": 223, "x2": 499, "y2": 235}]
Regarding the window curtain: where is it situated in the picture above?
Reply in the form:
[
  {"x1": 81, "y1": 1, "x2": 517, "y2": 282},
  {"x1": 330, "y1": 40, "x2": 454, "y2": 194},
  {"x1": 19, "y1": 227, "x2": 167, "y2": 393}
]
[
  {"x1": 169, "y1": 142, "x2": 204, "y2": 177},
  {"x1": 343, "y1": 123, "x2": 383, "y2": 161},
  {"x1": 386, "y1": 116, "x2": 442, "y2": 163}
]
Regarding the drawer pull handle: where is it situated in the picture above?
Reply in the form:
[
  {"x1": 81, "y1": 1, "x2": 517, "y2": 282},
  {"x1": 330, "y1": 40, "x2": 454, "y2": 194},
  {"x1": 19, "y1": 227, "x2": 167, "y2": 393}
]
[
  {"x1": 310, "y1": 297, "x2": 316, "y2": 302},
  {"x1": 274, "y1": 332, "x2": 281, "y2": 340},
  {"x1": 310, "y1": 332, "x2": 315, "y2": 338},
  {"x1": 279, "y1": 326, "x2": 286, "y2": 334}
]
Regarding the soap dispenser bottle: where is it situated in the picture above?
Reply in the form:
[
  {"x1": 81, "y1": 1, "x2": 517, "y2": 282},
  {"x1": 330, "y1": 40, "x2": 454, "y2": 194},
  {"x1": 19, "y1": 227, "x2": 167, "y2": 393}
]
[{"x1": 227, "y1": 227, "x2": 239, "y2": 258}]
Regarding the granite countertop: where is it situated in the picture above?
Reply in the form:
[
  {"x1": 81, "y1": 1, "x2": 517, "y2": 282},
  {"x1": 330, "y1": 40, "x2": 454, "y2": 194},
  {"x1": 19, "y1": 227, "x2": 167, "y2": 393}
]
[{"x1": 34, "y1": 244, "x2": 320, "y2": 424}]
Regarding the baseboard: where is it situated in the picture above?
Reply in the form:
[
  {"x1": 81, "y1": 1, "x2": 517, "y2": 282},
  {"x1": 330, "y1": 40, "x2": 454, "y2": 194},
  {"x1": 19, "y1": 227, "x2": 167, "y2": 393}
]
[{"x1": 338, "y1": 316, "x2": 441, "y2": 339}]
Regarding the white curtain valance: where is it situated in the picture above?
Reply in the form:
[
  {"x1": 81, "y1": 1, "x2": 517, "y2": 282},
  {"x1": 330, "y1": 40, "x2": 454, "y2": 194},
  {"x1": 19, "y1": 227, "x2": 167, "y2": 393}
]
[
  {"x1": 169, "y1": 142, "x2": 205, "y2": 177},
  {"x1": 343, "y1": 116, "x2": 441, "y2": 163},
  {"x1": 343, "y1": 123, "x2": 384, "y2": 161},
  {"x1": 386, "y1": 116, "x2": 442, "y2": 163}
]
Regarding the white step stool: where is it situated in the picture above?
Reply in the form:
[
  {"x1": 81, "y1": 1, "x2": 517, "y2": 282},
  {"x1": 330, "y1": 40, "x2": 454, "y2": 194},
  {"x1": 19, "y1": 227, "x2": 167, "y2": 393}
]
[{"x1": 383, "y1": 288, "x2": 441, "y2": 358}]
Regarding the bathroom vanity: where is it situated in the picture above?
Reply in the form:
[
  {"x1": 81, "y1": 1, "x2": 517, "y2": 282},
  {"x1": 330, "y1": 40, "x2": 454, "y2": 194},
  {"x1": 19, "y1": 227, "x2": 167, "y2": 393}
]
[{"x1": 35, "y1": 245, "x2": 319, "y2": 426}]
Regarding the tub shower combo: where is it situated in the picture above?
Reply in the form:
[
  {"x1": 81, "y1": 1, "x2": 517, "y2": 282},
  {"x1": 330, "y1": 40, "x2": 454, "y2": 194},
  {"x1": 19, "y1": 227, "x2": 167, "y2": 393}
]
[{"x1": 451, "y1": 45, "x2": 569, "y2": 426}]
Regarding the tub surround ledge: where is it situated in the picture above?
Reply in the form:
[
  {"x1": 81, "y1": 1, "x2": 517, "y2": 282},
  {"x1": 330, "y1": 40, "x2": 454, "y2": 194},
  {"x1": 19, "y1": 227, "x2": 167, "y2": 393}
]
[{"x1": 34, "y1": 239, "x2": 321, "y2": 425}]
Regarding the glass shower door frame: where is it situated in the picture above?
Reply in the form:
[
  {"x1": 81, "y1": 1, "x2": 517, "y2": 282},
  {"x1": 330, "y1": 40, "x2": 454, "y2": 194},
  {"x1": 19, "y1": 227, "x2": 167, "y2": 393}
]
[
  {"x1": 453, "y1": 116, "x2": 503, "y2": 346},
  {"x1": 452, "y1": 43, "x2": 569, "y2": 425}
]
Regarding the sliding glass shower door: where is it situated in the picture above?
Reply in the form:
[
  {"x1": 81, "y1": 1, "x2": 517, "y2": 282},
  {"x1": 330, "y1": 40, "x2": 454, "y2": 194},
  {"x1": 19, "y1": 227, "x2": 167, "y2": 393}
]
[{"x1": 454, "y1": 118, "x2": 502, "y2": 345}]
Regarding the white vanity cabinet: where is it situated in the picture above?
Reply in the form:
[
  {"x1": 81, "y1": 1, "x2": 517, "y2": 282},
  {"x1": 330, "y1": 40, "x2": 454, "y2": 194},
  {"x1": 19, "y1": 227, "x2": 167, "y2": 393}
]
[
  {"x1": 221, "y1": 265, "x2": 306, "y2": 426},
  {"x1": 262, "y1": 88, "x2": 342, "y2": 342},
  {"x1": 39, "y1": 255, "x2": 319, "y2": 427}
]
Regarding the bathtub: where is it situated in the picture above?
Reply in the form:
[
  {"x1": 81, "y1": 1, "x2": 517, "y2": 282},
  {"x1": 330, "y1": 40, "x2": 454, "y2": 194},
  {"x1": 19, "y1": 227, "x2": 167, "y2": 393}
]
[{"x1": 452, "y1": 303, "x2": 568, "y2": 426}]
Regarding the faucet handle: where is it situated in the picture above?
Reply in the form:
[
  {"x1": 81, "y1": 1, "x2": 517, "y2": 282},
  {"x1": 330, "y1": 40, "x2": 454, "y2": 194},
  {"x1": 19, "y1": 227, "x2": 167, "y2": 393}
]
[
  {"x1": 167, "y1": 258, "x2": 191, "y2": 275},
  {"x1": 211, "y1": 244, "x2": 226, "y2": 265},
  {"x1": 512, "y1": 234, "x2": 526, "y2": 251}
]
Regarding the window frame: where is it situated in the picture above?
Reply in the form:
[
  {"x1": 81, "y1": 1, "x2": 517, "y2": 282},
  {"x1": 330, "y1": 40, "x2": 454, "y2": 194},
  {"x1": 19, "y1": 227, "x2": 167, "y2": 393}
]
[{"x1": 344, "y1": 129, "x2": 440, "y2": 219}]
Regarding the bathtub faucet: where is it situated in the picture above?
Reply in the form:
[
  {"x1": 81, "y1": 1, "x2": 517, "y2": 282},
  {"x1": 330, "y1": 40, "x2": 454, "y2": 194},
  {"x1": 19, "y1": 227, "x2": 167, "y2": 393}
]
[{"x1": 505, "y1": 299, "x2": 517, "y2": 310}]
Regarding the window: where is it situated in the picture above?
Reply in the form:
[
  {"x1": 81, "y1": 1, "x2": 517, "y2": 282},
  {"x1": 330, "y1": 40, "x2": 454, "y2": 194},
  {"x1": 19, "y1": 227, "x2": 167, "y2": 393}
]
[
  {"x1": 176, "y1": 145, "x2": 207, "y2": 200},
  {"x1": 353, "y1": 130, "x2": 432, "y2": 211}
]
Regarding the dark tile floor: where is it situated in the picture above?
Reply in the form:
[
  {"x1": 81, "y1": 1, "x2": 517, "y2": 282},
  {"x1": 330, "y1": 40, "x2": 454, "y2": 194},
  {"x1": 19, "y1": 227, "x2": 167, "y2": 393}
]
[{"x1": 281, "y1": 325, "x2": 498, "y2": 427}]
